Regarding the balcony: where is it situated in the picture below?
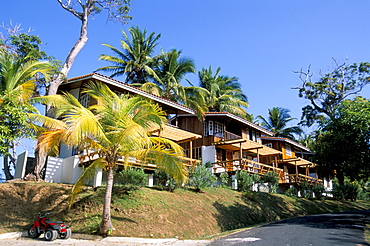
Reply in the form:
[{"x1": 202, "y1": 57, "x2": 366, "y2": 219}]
[
  {"x1": 212, "y1": 158, "x2": 323, "y2": 185},
  {"x1": 285, "y1": 174, "x2": 323, "y2": 185},
  {"x1": 78, "y1": 152, "x2": 200, "y2": 171}
]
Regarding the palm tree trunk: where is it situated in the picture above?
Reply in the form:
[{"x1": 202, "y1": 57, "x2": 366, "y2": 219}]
[{"x1": 99, "y1": 167, "x2": 114, "y2": 235}]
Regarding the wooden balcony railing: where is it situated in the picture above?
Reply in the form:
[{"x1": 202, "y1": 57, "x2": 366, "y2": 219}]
[
  {"x1": 286, "y1": 174, "x2": 323, "y2": 185},
  {"x1": 78, "y1": 152, "x2": 200, "y2": 171},
  {"x1": 214, "y1": 131, "x2": 242, "y2": 141},
  {"x1": 212, "y1": 158, "x2": 285, "y2": 179},
  {"x1": 212, "y1": 158, "x2": 323, "y2": 185}
]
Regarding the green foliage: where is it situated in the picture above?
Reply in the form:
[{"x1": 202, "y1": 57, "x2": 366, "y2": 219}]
[
  {"x1": 261, "y1": 171, "x2": 280, "y2": 193},
  {"x1": 198, "y1": 66, "x2": 250, "y2": 119},
  {"x1": 236, "y1": 171, "x2": 254, "y2": 192},
  {"x1": 332, "y1": 180, "x2": 362, "y2": 201},
  {"x1": 188, "y1": 164, "x2": 216, "y2": 192},
  {"x1": 154, "y1": 170, "x2": 177, "y2": 192},
  {"x1": 298, "y1": 181, "x2": 312, "y2": 198},
  {"x1": 257, "y1": 107, "x2": 302, "y2": 140},
  {"x1": 219, "y1": 172, "x2": 229, "y2": 188},
  {"x1": 295, "y1": 61, "x2": 370, "y2": 126},
  {"x1": 311, "y1": 184, "x2": 326, "y2": 200},
  {"x1": 114, "y1": 168, "x2": 147, "y2": 190},
  {"x1": 313, "y1": 97, "x2": 370, "y2": 183},
  {"x1": 285, "y1": 186, "x2": 298, "y2": 197}
]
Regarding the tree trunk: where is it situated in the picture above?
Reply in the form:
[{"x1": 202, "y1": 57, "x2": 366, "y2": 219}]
[
  {"x1": 33, "y1": 6, "x2": 89, "y2": 180},
  {"x1": 99, "y1": 168, "x2": 114, "y2": 235},
  {"x1": 3, "y1": 155, "x2": 14, "y2": 180}
]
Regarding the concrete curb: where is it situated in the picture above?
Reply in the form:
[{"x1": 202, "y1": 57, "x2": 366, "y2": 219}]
[{"x1": 0, "y1": 232, "x2": 212, "y2": 245}]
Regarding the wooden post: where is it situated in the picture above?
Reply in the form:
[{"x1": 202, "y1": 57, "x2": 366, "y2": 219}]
[{"x1": 189, "y1": 140, "x2": 193, "y2": 160}]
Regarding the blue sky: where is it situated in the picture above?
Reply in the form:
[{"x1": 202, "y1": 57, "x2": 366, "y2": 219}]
[{"x1": 1, "y1": 0, "x2": 370, "y2": 158}]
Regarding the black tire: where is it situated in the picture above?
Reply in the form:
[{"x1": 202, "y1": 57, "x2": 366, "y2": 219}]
[
  {"x1": 28, "y1": 225, "x2": 41, "y2": 239},
  {"x1": 44, "y1": 229, "x2": 58, "y2": 241},
  {"x1": 60, "y1": 228, "x2": 72, "y2": 239}
]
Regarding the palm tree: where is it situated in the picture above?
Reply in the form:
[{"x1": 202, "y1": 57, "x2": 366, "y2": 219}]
[
  {"x1": 257, "y1": 107, "x2": 303, "y2": 139},
  {"x1": 0, "y1": 49, "x2": 53, "y2": 179},
  {"x1": 198, "y1": 66, "x2": 249, "y2": 118},
  {"x1": 96, "y1": 26, "x2": 161, "y2": 85},
  {"x1": 152, "y1": 49, "x2": 195, "y2": 101},
  {"x1": 36, "y1": 82, "x2": 187, "y2": 235}
]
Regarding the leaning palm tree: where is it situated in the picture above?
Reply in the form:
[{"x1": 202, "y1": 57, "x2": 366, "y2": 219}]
[
  {"x1": 257, "y1": 107, "x2": 303, "y2": 139},
  {"x1": 36, "y1": 81, "x2": 187, "y2": 235},
  {"x1": 198, "y1": 66, "x2": 250, "y2": 118},
  {"x1": 0, "y1": 49, "x2": 53, "y2": 180},
  {"x1": 96, "y1": 26, "x2": 161, "y2": 85}
]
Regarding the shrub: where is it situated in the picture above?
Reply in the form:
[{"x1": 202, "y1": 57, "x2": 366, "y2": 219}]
[
  {"x1": 332, "y1": 180, "x2": 362, "y2": 201},
  {"x1": 312, "y1": 184, "x2": 326, "y2": 200},
  {"x1": 285, "y1": 186, "x2": 298, "y2": 197},
  {"x1": 114, "y1": 167, "x2": 147, "y2": 190},
  {"x1": 219, "y1": 172, "x2": 229, "y2": 188},
  {"x1": 298, "y1": 181, "x2": 312, "y2": 198},
  {"x1": 262, "y1": 171, "x2": 280, "y2": 193},
  {"x1": 236, "y1": 171, "x2": 254, "y2": 192},
  {"x1": 154, "y1": 170, "x2": 177, "y2": 192},
  {"x1": 188, "y1": 164, "x2": 216, "y2": 192}
]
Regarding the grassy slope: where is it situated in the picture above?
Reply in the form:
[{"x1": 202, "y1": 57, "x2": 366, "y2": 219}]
[{"x1": 0, "y1": 182, "x2": 369, "y2": 239}]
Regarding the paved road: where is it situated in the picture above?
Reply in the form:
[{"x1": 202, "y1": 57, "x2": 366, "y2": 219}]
[{"x1": 208, "y1": 210, "x2": 370, "y2": 246}]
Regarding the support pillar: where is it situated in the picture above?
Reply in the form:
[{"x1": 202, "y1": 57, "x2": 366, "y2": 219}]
[
  {"x1": 231, "y1": 175, "x2": 238, "y2": 190},
  {"x1": 148, "y1": 173, "x2": 154, "y2": 187},
  {"x1": 93, "y1": 167, "x2": 103, "y2": 187}
]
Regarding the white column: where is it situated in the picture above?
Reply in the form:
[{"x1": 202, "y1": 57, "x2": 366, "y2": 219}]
[
  {"x1": 93, "y1": 167, "x2": 103, "y2": 187},
  {"x1": 231, "y1": 175, "x2": 238, "y2": 190},
  {"x1": 148, "y1": 173, "x2": 154, "y2": 187}
]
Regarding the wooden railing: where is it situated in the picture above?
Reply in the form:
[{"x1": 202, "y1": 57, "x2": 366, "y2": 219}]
[
  {"x1": 214, "y1": 131, "x2": 242, "y2": 141},
  {"x1": 212, "y1": 158, "x2": 285, "y2": 180},
  {"x1": 78, "y1": 153, "x2": 200, "y2": 171},
  {"x1": 286, "y1": 174, "x2": 323, "y2": 185},
  {"x1": 212, "y1": 158, "x2": 323, "y2": 185}
]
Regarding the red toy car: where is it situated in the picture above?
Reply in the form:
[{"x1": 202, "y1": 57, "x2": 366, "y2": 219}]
[{"x1": 28, "y1": 212, "x2": 72, "y2": 241}]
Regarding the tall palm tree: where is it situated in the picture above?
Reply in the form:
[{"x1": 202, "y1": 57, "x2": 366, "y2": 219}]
[
  {"x1": 0, "y1": 49, "x2": 53, "y2": 180},
  {"x1": 152, "y1": 49, "x2": 195, "y2": 101},
  {"x1": 257, "y1": 107, "x2": 303, "y2": 139},
  {"x1": 96, "y1": 26, "x2": 161, "y2": 85},
  {"x1": 198, "y1": 66, "x2": 249, "y2": 118},
  {"x1": 36, "y1": 82, "x2": 187, "y2": 235}
]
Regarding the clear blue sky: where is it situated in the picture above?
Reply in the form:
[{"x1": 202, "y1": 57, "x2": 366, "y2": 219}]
[{"x1": 1, "y1": 0, "x2": 370, "y2": 155}]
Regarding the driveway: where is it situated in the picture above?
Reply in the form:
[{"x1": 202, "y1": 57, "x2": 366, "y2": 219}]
[{"x1": 208, "y1": 210, "x2": 370, "y2": 246}]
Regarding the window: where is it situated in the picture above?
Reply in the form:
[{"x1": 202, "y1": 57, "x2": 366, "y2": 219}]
[
  {"x1": 184, "y1": 147, "x2": 202, "y2": 160},
  {"x1": 214, "y1": 121, "x2": 224, "y2": 138},
  {"x1": 264, "y1": 143, "x2": 273, "y2": 148},
  {"x1": 79, "y1": 93, "x2": 90, "y2": 108},
  {"x1": 204, "y1": 122, "x2": 208, "y2": 136},
  {"x1": 208, "y1": 121, "x2": 214, "y2": 135},
  {"x1": 285, "y1": 144, "x2": 292, "y2": 156}
]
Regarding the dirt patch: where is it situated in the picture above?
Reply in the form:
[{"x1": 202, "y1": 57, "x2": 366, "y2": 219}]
[{"x1": 0, "y1": 182, "x2": 71, "y2": 232}]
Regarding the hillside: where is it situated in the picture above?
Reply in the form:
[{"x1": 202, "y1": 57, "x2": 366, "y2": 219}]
[{"x1": 0, "y1": 181, "x2": 369, "y2": 239}]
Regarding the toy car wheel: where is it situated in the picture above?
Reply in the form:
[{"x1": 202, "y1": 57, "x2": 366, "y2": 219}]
[
  {"x1": 44, "y1": 229, "x2": 58, "y2": 241},
  {"x1": 60, "y1": 228, "x2": 72, "y2": 239},
  {"x1": 28, "y1": 226, "x2": 41, "y2": 238}
]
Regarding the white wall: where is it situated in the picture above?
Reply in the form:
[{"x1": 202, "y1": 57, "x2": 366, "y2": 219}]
[
  {"x1": 44, "y1": 157, "x2": 64, "y2": 183},
  {"x1": 14, "y1": 151, "x2": 28, "y2": 179},
  {"x1": 202, "y1": 145, "x2": 216, "y2": 164}
]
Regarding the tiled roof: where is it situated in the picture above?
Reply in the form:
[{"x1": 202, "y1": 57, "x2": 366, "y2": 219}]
[
  {"x1": 65, "y1": 73, "x2": 196, "y2": 115},
  {"x1": 203, "y1": 112, "x2": 273, "y2": 136},
  {"x1": 262, "y1": 136, "x2": 311, "y2": 152}
]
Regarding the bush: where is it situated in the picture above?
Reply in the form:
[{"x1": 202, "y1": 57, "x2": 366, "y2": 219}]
[
  {"x1": 285, "y1": 186, "x2": 298, "y2": 197},
  {"x1": 312, "y1": 184, "x2": 325, "y2": 200},
  {"x1": 332, "y1": 180, "x2": 362, "y2": 201},
  {"x1": 298, "y1": 181, "x2": 312, "y2": 198},
  {"x1": 188, "y1": 164, "x2": 216, "y2": 192},
  {"x1": 262, "y1": 171, "x2": 279, "y2": 193},
  {"x1": 154, "y1": 170, "x2": 177, "y2": 192},
  {"x1": 236, "y1": 171, "x2": 254, "y2": 192},
  {"x1": 219, "y1": 172, "x2": 229, "y2": 188},
  {"x1": 114, "y1": 167, "x2": 147, "y2": 190}
]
